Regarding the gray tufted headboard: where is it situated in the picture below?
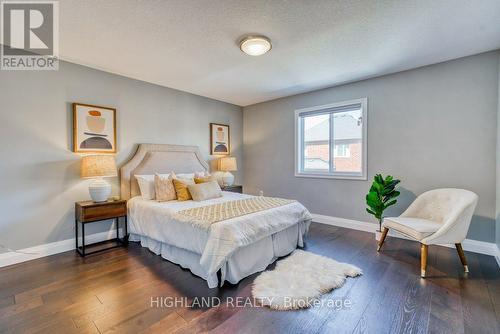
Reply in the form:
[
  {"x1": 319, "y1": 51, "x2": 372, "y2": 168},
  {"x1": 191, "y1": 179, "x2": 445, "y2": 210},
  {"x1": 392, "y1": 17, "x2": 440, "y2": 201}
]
[{"x1": 120, "y1": 144, "x2": 209, "y2": 200}]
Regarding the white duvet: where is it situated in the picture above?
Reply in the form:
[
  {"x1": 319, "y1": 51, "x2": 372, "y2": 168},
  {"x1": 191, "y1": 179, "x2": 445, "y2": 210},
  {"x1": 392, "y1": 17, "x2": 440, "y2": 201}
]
[{"x1": 127, "y1": 192, "x2": 312, "y2": 275}]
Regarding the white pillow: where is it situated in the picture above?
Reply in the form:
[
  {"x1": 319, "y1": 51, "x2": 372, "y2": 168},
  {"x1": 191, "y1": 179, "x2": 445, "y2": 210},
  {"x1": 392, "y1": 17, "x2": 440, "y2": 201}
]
[
  {"x1": 175, "y1": 171, "x2": 208, "y2": 179},
  {"x1": 188, "y1": 181, "x2": 222, "y2": 201},
  {"x1": 176, "y1": 173, "x2": 195, "y2": 179},
  {"x1": 135, "y1": 174, "x2": 169, "y2": 200},
  {"x1": 195, "y1": 171, "x2": 209, "y2": 178}
]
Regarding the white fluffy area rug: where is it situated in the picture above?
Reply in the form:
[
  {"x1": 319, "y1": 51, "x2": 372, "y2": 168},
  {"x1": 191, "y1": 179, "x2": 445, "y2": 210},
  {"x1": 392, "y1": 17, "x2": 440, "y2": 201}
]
[{"x1": 252, "y1": 250, "x2": 362, "y2": 310}]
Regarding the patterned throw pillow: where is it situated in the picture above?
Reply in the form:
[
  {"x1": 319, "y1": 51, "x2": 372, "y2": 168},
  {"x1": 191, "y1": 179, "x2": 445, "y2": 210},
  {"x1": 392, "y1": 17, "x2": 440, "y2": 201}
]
[{"x1": 154, "y1": 174, "x2": 176, "y2": 202}]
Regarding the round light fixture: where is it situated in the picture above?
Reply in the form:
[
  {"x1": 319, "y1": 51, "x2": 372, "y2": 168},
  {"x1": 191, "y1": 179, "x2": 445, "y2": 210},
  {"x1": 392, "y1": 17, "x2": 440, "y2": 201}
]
[{"x1": 239, "y1": 35, "x2": 272, "y2": 56}]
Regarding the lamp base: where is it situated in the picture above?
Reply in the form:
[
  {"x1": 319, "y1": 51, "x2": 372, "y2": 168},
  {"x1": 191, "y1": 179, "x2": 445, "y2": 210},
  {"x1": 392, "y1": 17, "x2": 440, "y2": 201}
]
[
  {"x1": 222, "y1": 172, "x2": 234, "y2": 186},
  {"x1": 89, "y1": 178, "x2": 111, "y2": 202}
]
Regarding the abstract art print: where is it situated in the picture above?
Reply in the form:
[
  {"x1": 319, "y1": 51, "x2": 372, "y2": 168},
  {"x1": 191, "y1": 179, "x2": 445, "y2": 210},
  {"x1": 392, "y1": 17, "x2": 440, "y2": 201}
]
[
  {"x1": 210, "y1": 123, "x2": 230, "y2": 155},
  {"x1": 73, "y1": 103, "x2": 116, "y2": 153}
]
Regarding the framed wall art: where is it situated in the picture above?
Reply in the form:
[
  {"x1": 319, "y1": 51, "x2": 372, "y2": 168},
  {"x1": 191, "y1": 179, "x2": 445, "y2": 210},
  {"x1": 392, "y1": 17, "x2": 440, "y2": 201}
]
[
  {"x1": 210, "y1": 123, "x2": 230, "y2": 155},
  {"x1": 73, "y1": 103, "x2": 116, "y2": 153}
]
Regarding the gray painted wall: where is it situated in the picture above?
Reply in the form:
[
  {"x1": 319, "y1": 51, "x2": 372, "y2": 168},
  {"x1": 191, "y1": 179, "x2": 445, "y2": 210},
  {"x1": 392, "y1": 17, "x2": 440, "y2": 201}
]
[
  {"x1": 243, "y1": 51, "x2": 499, "y2": 243},
  {"x1": 0, "y1": 61, "x2": 242, "y2": 252},
  {"x1": 497, "y1": 52, "x2": 500, "y2": 249}
]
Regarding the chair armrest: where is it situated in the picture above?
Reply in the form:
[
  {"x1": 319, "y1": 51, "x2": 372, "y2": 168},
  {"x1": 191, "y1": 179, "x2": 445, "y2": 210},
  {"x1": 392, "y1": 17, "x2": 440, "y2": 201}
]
[{"x1": 421, "y1": 203, "x2": 476, "y2": 245}]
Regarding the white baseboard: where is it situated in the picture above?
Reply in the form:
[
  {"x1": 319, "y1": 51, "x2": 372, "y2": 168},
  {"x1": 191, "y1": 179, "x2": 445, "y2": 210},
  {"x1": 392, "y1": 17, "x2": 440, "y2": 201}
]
[
  {"x1": 2, "y1": 214, "x2": 498, "y2": 269},
  {"x1": 313, "y1": 214, "x2": 377, "y2": 233},
  {"x1": 0, "y1": 228, "x2": 124, "y2": 268},
  {"x1": 312, "y1": 213, "x2": 500, "y2": 260},
  {"x1": 495, "y1": 245, "x2": 500, "y2": 268}
]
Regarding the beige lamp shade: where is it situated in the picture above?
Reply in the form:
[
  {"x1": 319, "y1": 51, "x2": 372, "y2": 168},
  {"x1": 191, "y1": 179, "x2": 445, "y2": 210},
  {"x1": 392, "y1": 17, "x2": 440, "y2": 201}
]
[
  {"x1": 81, "y1": 155, "x2": 117, "y2": 178},
  {"x1": 219, "y1": 157, "x2": 237, "y2": 172}
]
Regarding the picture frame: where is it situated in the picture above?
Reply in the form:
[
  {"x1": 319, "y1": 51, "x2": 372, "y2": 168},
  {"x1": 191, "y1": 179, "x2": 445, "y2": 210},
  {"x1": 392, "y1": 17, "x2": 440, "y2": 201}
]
[
  {"x1": 73, "y1": 103, "x2": 117, "y2": 153},
  {"x1": 210, "y1": 123, "x2": 230, "y2": 155}
]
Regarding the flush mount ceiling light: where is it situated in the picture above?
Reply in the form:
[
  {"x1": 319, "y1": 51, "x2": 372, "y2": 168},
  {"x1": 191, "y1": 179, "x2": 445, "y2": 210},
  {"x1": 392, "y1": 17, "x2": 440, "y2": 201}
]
[{"x1": 239, "y1": 35, "x2": 272, "y2": 56}]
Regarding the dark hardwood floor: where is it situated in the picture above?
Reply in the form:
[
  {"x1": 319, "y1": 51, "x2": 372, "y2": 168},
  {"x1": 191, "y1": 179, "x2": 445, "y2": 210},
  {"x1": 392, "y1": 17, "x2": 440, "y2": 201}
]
[{"x1": 0, "y1": 223, "x2": 499, "y2": 333}]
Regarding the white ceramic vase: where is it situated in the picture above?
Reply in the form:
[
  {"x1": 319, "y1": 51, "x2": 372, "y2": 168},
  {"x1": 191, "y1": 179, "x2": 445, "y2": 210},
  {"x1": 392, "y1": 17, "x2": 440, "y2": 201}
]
[
  {"x1": 89, "y1": 178, "x2": 111, "y2": 202},
  {"x1": 222, "y1": 172, "x2": 234, "y2": 186}
]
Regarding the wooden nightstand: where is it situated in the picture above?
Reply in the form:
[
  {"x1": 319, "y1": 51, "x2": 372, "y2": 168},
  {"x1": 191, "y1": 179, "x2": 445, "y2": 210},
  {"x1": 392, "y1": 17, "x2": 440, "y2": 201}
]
[
  {"x1": 75, "y1": 200, "x2": 128, "y2": 257},
  {"x1": 221, "y1": 185, "x2": 243, "y2": 193}
]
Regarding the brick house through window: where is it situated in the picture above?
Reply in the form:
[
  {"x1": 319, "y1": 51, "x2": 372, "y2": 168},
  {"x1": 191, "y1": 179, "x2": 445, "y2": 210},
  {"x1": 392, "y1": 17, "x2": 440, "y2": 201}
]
[{"x1": 303, "y1": 113, "x2": 362, "y2": 173}]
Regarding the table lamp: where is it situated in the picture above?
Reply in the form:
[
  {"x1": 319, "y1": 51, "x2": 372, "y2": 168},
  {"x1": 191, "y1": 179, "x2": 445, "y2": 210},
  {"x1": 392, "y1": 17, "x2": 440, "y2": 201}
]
[
  {"x1": 81, "y1": 155, "x2": 117, "y2": 202},
  {"x1": 219, "y1": 157, "x2": 237, "y2": 186}
]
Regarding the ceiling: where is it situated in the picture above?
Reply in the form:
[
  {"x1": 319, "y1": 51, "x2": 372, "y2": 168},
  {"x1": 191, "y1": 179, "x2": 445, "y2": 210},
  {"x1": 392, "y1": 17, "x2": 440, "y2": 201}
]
[{"x1": 59, "y1": 0, "x2": 500, "y2": 106}]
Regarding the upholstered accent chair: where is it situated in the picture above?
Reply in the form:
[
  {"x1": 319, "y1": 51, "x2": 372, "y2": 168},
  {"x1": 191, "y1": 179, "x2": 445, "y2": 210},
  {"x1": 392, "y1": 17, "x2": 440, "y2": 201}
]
[{"x1": 377, "y1": 188, "x2": 478, "y2": 278}]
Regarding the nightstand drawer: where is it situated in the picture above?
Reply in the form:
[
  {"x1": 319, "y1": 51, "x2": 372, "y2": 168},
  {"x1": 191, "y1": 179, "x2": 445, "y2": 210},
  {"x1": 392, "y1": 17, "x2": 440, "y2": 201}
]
[
  {"x1": 76, "y1": 201, "x2": 127, "y2": 222},
  {"x1": 75, "y1": 199, "x2": 128, "y2": 257}
]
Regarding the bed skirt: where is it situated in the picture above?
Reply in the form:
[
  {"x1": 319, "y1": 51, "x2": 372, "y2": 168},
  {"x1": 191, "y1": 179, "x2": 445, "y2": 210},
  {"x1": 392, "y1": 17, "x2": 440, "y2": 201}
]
[{"x1": 129, "y1": 220, "x2": 311, "y2": 288}]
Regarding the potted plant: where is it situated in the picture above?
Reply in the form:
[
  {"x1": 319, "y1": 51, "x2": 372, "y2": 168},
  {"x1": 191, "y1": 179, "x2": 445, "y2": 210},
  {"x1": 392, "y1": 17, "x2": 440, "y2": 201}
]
[{"x1": 366, "y1": 174, "x2": 401, "y2": 240}]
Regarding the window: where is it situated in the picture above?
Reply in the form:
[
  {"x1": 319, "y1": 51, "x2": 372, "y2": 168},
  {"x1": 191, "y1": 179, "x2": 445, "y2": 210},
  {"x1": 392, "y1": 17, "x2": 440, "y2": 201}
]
[
  {"x1": 295, "y1": 98, "x2": 367, "y2": 180},
  {"x1": 334, "y1": 144, "x2": 350, "y2": 158}
]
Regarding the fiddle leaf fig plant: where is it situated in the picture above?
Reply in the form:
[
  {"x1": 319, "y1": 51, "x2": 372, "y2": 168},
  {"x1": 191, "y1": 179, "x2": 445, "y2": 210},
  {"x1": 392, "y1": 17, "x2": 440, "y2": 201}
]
[{"x1": 366, "y1": 174, "x2": 401, "y2": 231}]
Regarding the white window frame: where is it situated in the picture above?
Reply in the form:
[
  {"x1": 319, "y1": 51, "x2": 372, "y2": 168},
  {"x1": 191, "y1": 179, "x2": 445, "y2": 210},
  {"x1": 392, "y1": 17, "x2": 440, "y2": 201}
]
[{"x1": 294, "y1": 98, "x2": 368, "y2": 180}]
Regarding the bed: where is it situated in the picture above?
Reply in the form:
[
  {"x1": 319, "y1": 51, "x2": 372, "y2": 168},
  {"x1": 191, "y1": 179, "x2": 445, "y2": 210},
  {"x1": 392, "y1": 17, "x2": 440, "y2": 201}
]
[{"x1": 121, "y1": 144, "x2": 312, "y2": 288}]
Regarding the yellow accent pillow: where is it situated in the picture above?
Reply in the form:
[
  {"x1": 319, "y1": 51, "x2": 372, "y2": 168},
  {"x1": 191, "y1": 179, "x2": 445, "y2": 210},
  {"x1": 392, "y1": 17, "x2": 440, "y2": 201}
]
[
  {"x1": 194, "y1": 175, "x2": 215, "y2": 184},
  {"x1": 173, "y1": 178, "x2": 195, "y2": 201}
]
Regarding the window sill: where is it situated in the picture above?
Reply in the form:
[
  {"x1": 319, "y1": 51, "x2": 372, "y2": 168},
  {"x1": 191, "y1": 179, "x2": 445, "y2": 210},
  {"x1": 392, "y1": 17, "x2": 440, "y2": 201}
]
[{"x1": 295, "y1": 172, "x2": 367, "y2": 181}]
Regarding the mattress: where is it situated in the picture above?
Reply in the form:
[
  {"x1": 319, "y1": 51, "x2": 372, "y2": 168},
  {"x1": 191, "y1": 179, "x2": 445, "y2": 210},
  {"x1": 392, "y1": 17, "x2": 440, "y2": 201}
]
[{"x1": 127, "y1": 191, "x2": 312, "y2": 281}]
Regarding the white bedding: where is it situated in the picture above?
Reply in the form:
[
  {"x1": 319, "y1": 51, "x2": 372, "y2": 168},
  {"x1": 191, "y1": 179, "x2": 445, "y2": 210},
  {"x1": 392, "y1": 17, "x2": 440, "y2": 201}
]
[{"x1": 127, "y1": 191, "x2": 312, "y2": 275}]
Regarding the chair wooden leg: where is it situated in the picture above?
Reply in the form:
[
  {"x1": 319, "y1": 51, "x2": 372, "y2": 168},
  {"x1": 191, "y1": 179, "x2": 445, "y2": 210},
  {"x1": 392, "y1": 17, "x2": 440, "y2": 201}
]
[
  {"x1": 420, "y1": 243, "x2": 428, "y2": 278},
  {"x1": 377, "y1": 227, "x2": 389, "y2": 252},
  {"x1": 455, "y1": 243, "x2": 469, "y2": 273}
]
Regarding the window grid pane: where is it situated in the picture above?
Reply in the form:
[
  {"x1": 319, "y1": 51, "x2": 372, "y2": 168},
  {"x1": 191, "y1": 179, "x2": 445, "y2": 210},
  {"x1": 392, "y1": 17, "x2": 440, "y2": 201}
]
[
  {"x1": 332, "y1": 109, "x2": 362, "y2": 174},
  {"x1": 302, "y1": 113, "x2": 330, "y2": 172}
]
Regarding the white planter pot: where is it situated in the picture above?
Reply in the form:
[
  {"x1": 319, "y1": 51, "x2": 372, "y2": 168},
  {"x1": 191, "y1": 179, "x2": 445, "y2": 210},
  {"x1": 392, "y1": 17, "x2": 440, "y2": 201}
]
[{"x1": 374, "y1": 219, "x2": 384, "y2": 240}]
